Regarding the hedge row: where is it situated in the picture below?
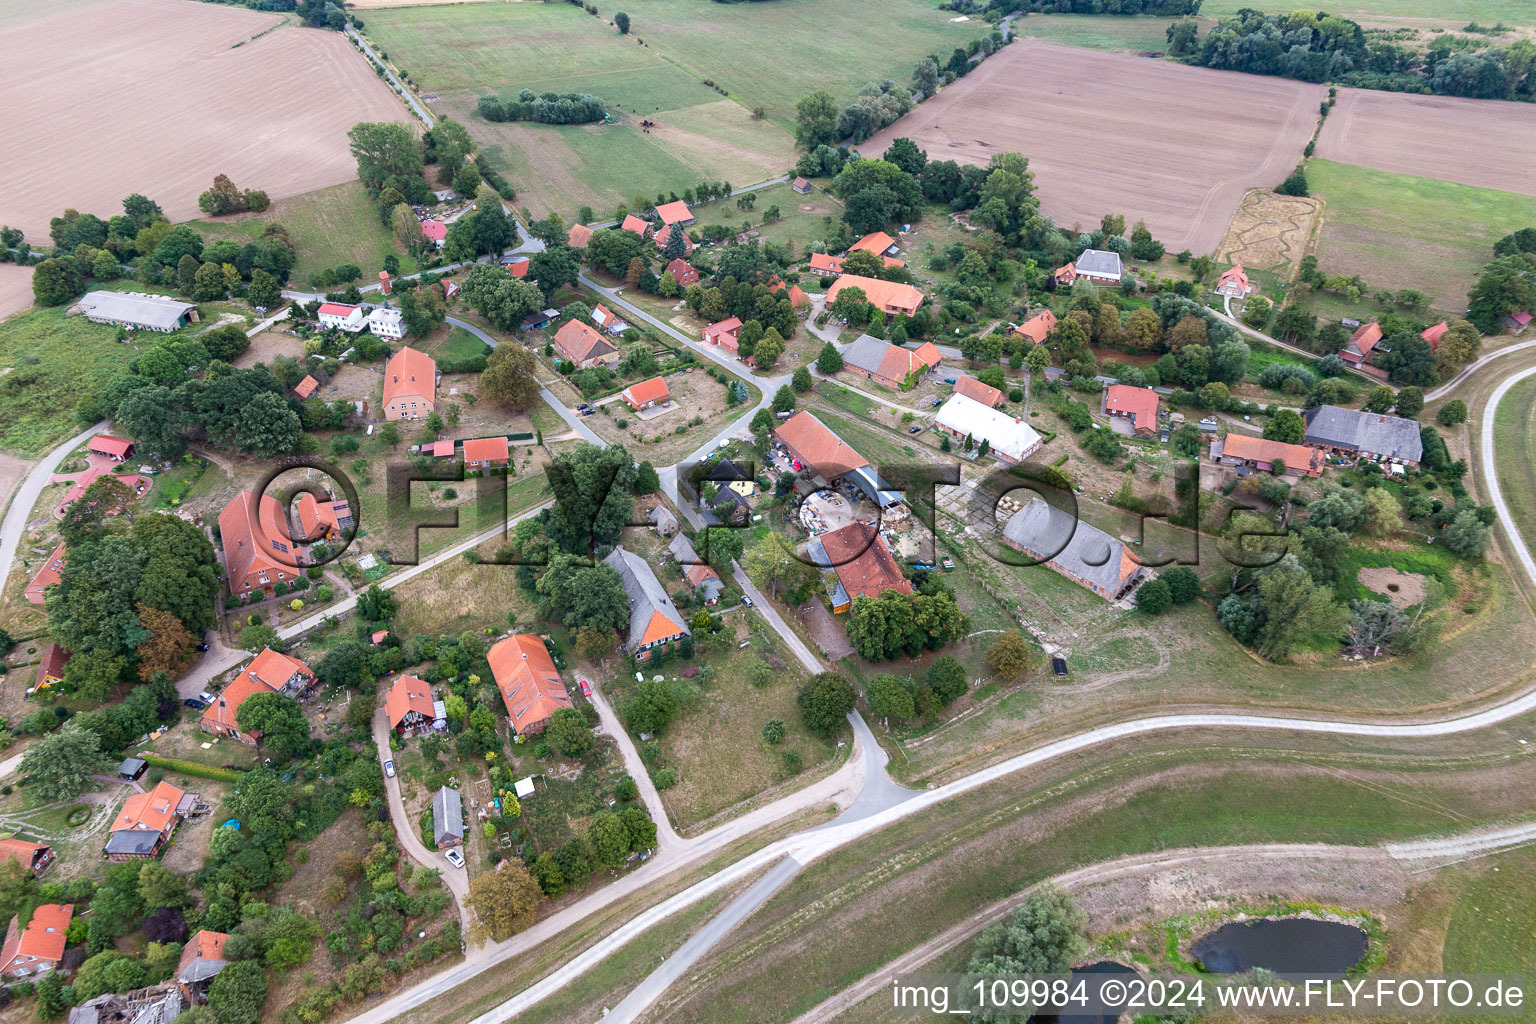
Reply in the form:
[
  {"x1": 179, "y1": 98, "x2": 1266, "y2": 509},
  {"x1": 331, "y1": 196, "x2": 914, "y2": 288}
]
[{"x1": 138, "y1": 754, "x2": 244, "y2": 782}]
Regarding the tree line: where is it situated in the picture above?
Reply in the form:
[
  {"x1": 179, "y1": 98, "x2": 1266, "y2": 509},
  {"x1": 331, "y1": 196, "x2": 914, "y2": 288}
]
[
  {"x1": 1169, "y1": 9, "x2": 1536, "y2": 101},
  {"x1": 477, "y1": 90, "x2": 607, "y2": 125}
]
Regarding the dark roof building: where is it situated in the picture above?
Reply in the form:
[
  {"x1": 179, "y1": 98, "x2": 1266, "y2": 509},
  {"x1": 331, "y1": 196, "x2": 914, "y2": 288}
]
[
  {"x1": 431, "y1": 787, "x2": 463, "y2": 848},
  {"x1": 1002, "y1": 499, "x2": 1144, "y2": 601},
  {"x1": 1303, "y1": 405, "x2": 1423, "y2": 465}
]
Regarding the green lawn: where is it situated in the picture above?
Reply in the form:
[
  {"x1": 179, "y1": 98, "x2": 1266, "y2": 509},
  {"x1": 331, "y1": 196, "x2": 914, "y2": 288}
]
[
  {"x1": 189, "y1": 180, "x2": 418, "y2": 289},
  {"x1": 1307, "y1": 159, "x2": 1536, "y2": 315},
  {"x1": 1011, "y1": 12, "x2": 1205, "y2": 52},
  {"x1": 1441, "y1": 846, "x2": 1536, "y2": 1000},
  {"x1": 0, "y1": 305, "x2": 137, "y2": 454},
  {"x1": 1492, "y1": 374, "x2": 1536, "y2": 558},
  {"x1": 362, "y1": 2, "x2": 794, "y2": 221},
  {"x1": 613, "y1": 0, "x2": 988, "y2": 122}
]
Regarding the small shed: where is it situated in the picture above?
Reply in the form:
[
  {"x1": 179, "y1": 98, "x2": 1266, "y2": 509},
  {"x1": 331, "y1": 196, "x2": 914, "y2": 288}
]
[
  {"x1": 514, "y1": 776, "x2": 536, "y2": 799},
  {"x1": 117, "y1": 757, "x2": 148, "y2": 781},
  {"x1": 1051, "y1": 657, "x2": 1068, "y2": 679},
  {"x1": 432, "y1": 787, "x2": 464, "y2": 849}
]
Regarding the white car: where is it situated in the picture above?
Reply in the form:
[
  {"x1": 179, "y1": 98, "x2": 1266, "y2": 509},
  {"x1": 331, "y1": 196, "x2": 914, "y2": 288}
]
[
  {"x1": 384, "y1": 760, "x2": 395, "y2": 778},
  {"x1": 445, "y1": 849, "x2": 465, "y2": 869}
]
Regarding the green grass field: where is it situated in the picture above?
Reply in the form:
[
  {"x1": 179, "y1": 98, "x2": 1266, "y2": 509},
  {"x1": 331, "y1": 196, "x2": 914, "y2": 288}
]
[
  {"x1": 1442, "y1": 846, "x2": 1536, "y2": 1001},
  {"x1": 363, "y1": 2, "x2": 795, "y2": 221},
  {"x1": 1011, "y1": 12, "x2": 1204, "y2": 52},
  {"x1": 0, "y1": 306, "x2": 137, "y2": 454},
  {"x1": 1307, "y1": 159, "x2": 1536, "y2": 315},
  {"x1": 1492, "y1": 374, "x2": 1536, "y2": 558},
  {"x1": 189, "y1": 181, "x2": 418, "y2": 289},
  {"x1": 361, "y1": 0, "x2": 991, "y2": 220}
]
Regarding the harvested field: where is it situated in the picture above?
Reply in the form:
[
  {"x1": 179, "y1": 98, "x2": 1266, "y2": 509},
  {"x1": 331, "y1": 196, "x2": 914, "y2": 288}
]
[
  {"x1": 0, "y1": 0, "x2": 407, "y2": 241},
  {"x1": 1316, "y1": 88, "x2": 1536, "y2": 197},
  {"x1": 1357, "y1": 568, "x2": 1427, "y2": 610},
  {"x1": 232, "y1": 328, "x2": 305, "y2": 370},
  {"x1": 862, "y1": 41, "x2": 1325, "y2": 254},
  {"x1": 1217, "y1": 189, "x2": 1320, "y2": 280},
  {"x1": 0, "y1": 266, "x2": 32, "y2": 323}
]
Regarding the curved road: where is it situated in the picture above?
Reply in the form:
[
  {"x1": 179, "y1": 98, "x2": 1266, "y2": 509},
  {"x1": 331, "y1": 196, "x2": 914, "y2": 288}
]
[{"x1": 0, "y1": 421, "x2": 107, "y2": 609}]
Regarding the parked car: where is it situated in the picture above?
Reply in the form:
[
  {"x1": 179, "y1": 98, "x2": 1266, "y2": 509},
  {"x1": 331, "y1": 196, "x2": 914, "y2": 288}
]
[
  {"x1": 195, "y1": 642, "x2": 210, "y2": 652},
  {"x1": 580, "y1": 408, "x2": 596, "y2": 416},
  {"x1": 1160, "y1": 428, "x2": 1170, "y2": 443},
  {"x1": 445, "y1": 849, "x2": 465, "y2": 869},
  {"x1": 908, "y1": 425, "x2": 922, "y2": 434},
  {"x1": 384, "y1": 760, "x2": 395, "y2": 778},
  {"x1": 740, "y1": 594, "x2": 754, "y2": 607},
  {"x1": 579, "y1": 678, "x2": 593, "y2": 697},
  {"x1": 930, "y1": 398, "x2": 942, "y2": 407},
  {"x1": 183, "y1": 698, "x2": 207, "y2": 710},
  {"x1": 943, "y1": 377, "x2": 957, "y2": 384},
  {"x1": 197, "y1": 691, "x2": 216, "y2": 704}
]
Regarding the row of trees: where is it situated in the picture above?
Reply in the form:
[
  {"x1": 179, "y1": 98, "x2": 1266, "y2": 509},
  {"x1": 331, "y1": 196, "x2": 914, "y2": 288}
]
[
  {"x1": 1177, "y1": 9, "x2": 1536, "y2": 101},
  {"x1": 476, "y1": 90, "x2": 607, "y2": 125}
]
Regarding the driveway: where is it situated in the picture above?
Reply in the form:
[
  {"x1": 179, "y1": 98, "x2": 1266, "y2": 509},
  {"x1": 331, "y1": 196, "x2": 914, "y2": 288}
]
[
  {"x1": 372, "y1": 708, "x2": 471, "y2": 932},
  {"x1": 583, "y1": 683, "x2": 681, "y2": 852},
  {"x1": 0, "y1": 421, "x2": 107, "y2": 590}
]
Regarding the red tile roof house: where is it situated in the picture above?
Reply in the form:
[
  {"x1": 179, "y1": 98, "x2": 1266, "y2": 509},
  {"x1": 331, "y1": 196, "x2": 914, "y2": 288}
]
[
  {"x1": 1421, "y1": 321, "x2": 1450, "y2": 348},
  {"x1": 567, "y1": 224, "x2": 593, "y2": 248},
  {"x1": 849, "y1": 231, "x2": 898, "y2": 258},
  {"x1": 554, "y1": 319, "x2": 620, "y2": 369},
  {"x1": 33, "y1": 645, "x2": 69, "y2": 697},
  {"x1": 293, "y1": 375, "x2": 319, "y2": 400},
  {"x1": 1339, "y1": 321, "x2": 1383, "y2": 366},
  {"x1": 200, "y1": 648, "x2": 315, "y2": 745},
  {"x1": 806, "y1": 523, "x2": 913, "y2": 614},
  {"x1": 620, "y1": 215, "x2": 651, "y2": 239},
  {"x1": 488, "y1": 635, "x2": 572, "y2": 735},
  {"x1": 420, "y1": 219, "x2": 447, "y2": 248},
  {"x1": 0, "y1": 903, "x2": 72, "y2": 978},
  {"x1": 462, "y1": 436, "x2": 511, "y2": 473},
  {"x1": 774, "y1": 410, "x2": 869, "y2": 487},
  {"x1": 104, "y1": 780, "x2": 194, "y2": 860},
  {"x1": 318, "y1": 302, "x2": 366, "y2": 332},
  {"x1": 591, "y1": 303, "x2": 627, "y2": 336},
  {"x1": 218, "y1": 490, "x2": 301, "y2": 601},
  {"x1": 1011, "y1": 309, "x2": 1059, "y2": 346},
  {"x1": 839, "y1": 334, "x2": 942, "y2": 390},
  {"x1": 792, "y1": 177, "x2": 812, "y2": 194},
  {"x1": 654, "y1": 200, "x2": 694, "y2": 228},
  {"x1": 1101, "y1": 384, "x2": 1160, "y2": 437},
  {"x1": 25, "y1": 542, "x2": 66, "y2": 605},
  {"x1": 384, "y1": 674, "x2": 435, "y2": 734},
  {"x1": 1504, "y1": 311, "x2": 1533, "y2": 334},
  {"x1": 1215, "y1": 265, "x2": 1255, "y2": 298},
  {"x1": 825, "y1": 275, "x2": 925, "y2": 319},
  {"x1": 503, "y1": 256, "x2": 531, "y2": 279},
  {"x1": 768, "y1": 277, "x2": 810, "y2": 309},
  {"x1": 1212, "y1": 433, "x2": 1324, "y2": 478},
  {"x1": 621, "y1": 376, "x2": 671, "y2": 412},
  {"x1": 653, "y1": 224, "x2": 693, "y2": 254},
  {"x1": 88, "y1": 435, "x2": 135, "y2": 462},
  {"x1": 177, "y1": 929, "x2": 230, "y2": 999},
  {"x1": 952, "y1": 376, "x2": 1005, "y2": 409},
  {"x1": 382, "y1": 346, "x2": 438, "y2": 421},
  {"x1": 702, "y1": 317, "x2": 742, "y2": 353},
  {"x1": 428, "y1": 439, "x2": 456, "y2": 460},
  {"x1": 809, "y1": 252, "x2": 844, "y2": 278},
  {"x1": 664, "y1": 258, "x2": 700, "y2": 287},
  {"x1": 291, "y1": 492, "x2": 353, "y2": 542},
  {"x1": 0, "y1": 840, "x2": 53, "y2": 877}
]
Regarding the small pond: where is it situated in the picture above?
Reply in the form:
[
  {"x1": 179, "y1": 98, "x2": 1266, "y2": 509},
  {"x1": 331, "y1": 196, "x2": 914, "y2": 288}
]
[
  {"x1": 1192, "y1": 918, "x2": 1368, "y2": 974},
  {"x1": 1030, "y1": 961, "x2": 1137, "y2": 1024}
]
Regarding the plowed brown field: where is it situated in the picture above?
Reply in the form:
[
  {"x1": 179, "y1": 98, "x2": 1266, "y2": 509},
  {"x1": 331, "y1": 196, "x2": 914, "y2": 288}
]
[
  {"x1": 1316, "y1": 88, "x2": 1536, "y2": 196},
  {"x1": 862, "y1": 41, "x2": 1325, "y2": 254},
  {"x1": 0, "y1": 0, "x2": 407, "y2": 241}
]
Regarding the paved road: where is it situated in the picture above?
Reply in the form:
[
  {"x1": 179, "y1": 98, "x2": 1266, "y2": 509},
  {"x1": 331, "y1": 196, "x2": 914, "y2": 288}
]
[
  {"x1": 0, "y1": 420, "x2": 107, "y2": 602},
  {"x1": 346, "y1": 25, "x2": 433, "y2": 127},
  {"x1": 1478, "y1": 365, "x2": 1536, "y2": 588},
  {"x1": 584, "y1": 855, "x2": 805, "y2": 1024},
  {"x1": 1428, "y1": 339, "x2": 1536, "y2": 401},
  {"x1": 372, "y1": 708, "x2": 471, "y2": 929}
]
